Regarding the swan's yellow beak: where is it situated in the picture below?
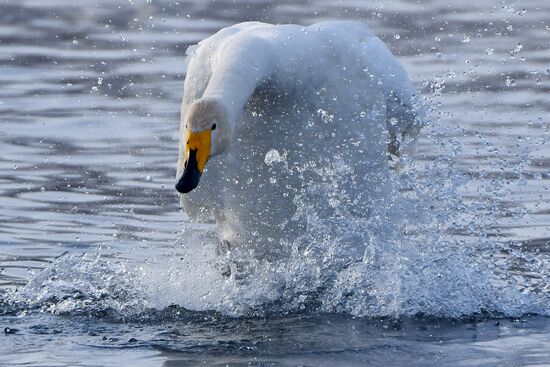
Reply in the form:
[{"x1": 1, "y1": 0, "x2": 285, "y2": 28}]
[
  {"x1": 186, "y1": 129, "x2": 212, "y2": 173},
  {"x1": 175, "y1": 129, "x2": 211, "y2": 194}
]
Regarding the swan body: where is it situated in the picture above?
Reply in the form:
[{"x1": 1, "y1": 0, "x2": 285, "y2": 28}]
[{"x1": 176, "y1": 21, "x2": 423, "y2": 259}]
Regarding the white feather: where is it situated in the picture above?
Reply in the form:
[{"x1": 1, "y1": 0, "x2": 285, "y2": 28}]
[{"x1": 177, "y1": 21, "x2": 424, "y2": 253}]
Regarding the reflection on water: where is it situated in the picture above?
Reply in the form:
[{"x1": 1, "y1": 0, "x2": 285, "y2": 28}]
[{"x1": 1, "y1": 0, "x2": 550, "y2": 365}]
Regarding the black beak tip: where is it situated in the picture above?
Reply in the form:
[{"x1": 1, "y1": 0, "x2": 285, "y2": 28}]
[
  {"x1": 176, "y1": 149, "x2": 203, "y2": 194},
  {"x1": 175, "y1": 170, "x2": 201, "y2": 194}
]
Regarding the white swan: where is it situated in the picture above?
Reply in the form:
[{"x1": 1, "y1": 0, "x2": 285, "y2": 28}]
[{"x1": 176, "y1": 21, "x2": 423, "y2": 260}]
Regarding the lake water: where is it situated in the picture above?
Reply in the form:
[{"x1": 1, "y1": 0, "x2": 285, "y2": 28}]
[{"x1": 1, "y1": 0, "x2": 550, "y2": 365}]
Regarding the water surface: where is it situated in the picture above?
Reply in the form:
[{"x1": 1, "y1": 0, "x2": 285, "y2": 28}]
[{"x1": 1, "y1": 0, "x2": 550, "y2": 365}]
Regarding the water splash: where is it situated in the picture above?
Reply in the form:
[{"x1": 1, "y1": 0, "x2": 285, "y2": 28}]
[
  {"x1": 3, "y1": 253, "x2": 150, "y2": 319},
  {"x1": 4, "y1": 93, "x2": 550, "y2": 320},
  {"x1": 139, "y1": 116, "x2": 550, "y2": 318}
]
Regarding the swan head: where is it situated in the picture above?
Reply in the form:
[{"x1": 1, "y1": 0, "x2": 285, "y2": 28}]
[{"x1": 176, "y1": 96, "x2": 232, "y2": 194}]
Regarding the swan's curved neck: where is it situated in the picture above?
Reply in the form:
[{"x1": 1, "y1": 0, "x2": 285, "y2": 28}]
[{"x1": 202, "y1": 47, "x2": 271, "y2": 125}]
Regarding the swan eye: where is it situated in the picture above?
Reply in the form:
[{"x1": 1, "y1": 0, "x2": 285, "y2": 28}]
[{"x1": 211, "y1": 123, "x2": 217, "y2": 131}]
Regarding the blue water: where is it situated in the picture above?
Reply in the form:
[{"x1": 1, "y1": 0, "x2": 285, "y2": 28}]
[{"x1": 1, "y1": 0, "x2": 550, "y2": 365}]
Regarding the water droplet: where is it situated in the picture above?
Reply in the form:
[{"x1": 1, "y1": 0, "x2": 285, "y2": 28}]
[
  {"x1": 265, "y1": 149, "x2": 285, "y2": 165},
  {"x1": 317, "y1": 109, "x2": 334, "y2": 123},
  {"x1": 513, "y1": 42, "x2": 523, "y2": 53},
  {"x1": 328, "y1": 198, "x2": 339, "y2": 207}
]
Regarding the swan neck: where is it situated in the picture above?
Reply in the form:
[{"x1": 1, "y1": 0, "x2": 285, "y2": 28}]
[{"x1": 202, "y1": 52, "x2": 270, "y2": 125}]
